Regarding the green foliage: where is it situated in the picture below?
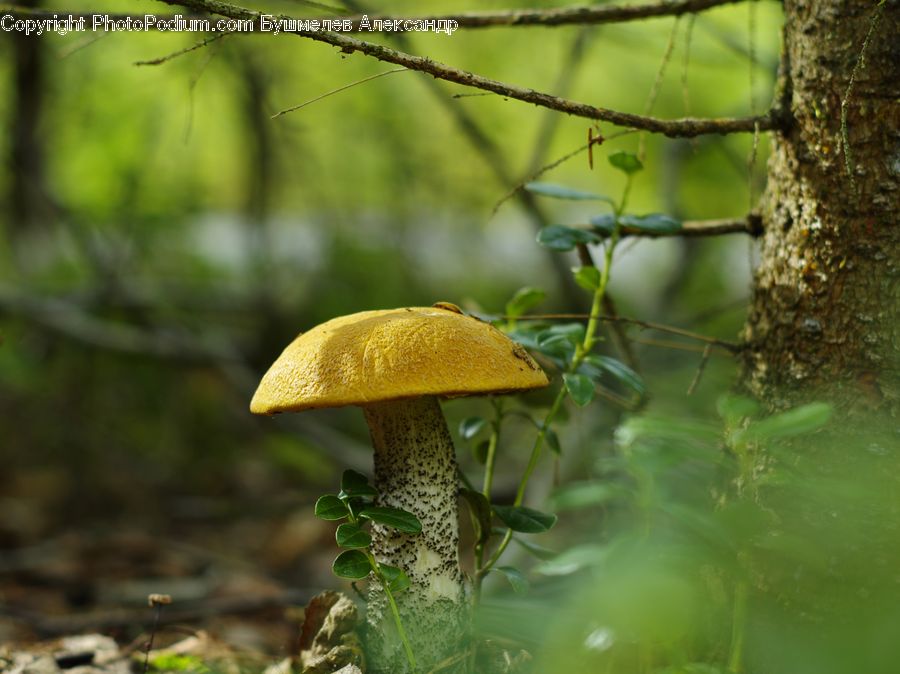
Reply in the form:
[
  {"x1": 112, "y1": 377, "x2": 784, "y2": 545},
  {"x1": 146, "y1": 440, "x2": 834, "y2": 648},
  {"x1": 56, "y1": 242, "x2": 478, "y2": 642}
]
[
  {"x1": 332, "y1": 549, "x2": 372, "y2": 579},
  {"x1": 504, "y1": 286, "x2": 546, "y2": 319},
  {"x1": 148, "y1": 654, "x2": 209, "y2": 673},
  {"x1": 493, "y1": 505, "x2": 557, "y2": 533},
  {"x1": 525, "y1": 182, "x2": 614, "y2": 203},
  {"x1": 536, "y1": 224, "x2": 602, "y2": 251},
  {"x1": 608, "y1": 151, "x2": 644, "y2": 174},
  {"x1": 563, "y1": 373, "x2": 595, "y2": 407}
]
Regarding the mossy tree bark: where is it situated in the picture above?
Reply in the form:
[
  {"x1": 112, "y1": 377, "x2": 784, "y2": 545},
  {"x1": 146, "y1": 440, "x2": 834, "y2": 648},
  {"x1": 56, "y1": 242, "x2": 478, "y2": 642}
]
[{"x1": 743, "y1": 0, "x2": 899, "y2": 414}]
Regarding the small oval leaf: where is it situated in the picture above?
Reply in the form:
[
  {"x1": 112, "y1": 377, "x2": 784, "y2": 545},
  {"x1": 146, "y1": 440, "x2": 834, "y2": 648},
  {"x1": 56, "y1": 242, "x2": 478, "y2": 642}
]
[
  {"x1": 336, "y1": 522, "x2": 372, "y2": 549},
  {"x1": 493, "y1": 566, "x2": 530, "y2": 594},
  {"x1": 608, "y1": 151, "x2": 643, "y2": 174},
  {"x1": 494, "y1": 505, "x2": 558, "y2": 533},
  {"x1": 619, "y1": 213, "x2": 682, "y2": 234},
  {"x1": 582, "y1": 355, "x2": 646, "y2": 396},
  {"x1": 359, "y1": 507, "x2": 423, "y2": 534},
  {"x1": 537, "y1": 225, "x2": 602, "y2": 252},
  {"x1": 378, "y1": 564, "x2": 411, "y2": 593},
  {"x1": 459, "y1": 417, "x2": 487, "y2": 441},
  {"x1": 590, "y1": 214, "x2": 617, "y2": 235},
  {"x1": 544, "y1": 427, "x2": 562, "y2": 455},
  {"x1": 460, "y1": 488, "x2": 492, "y2": 545},
  {"x1": 525, "y1": 182, "x2": 613, "y2": 202},
  {"x1": 332, "y1": 550, "x2": 372, "y2": 579},
  {"x1": 505, "y1": 287, "x2": 546, "y2": 319},
  {"x1": 564, "y1": 373, "x2": 595, "y2": 407},
  {"x1": 572, "y1": 266, "x2": 601, "y2": 292},
  {"x1": 340, "y1": 469, "x2": 378, "y2": 498},
  {"x1": 315, "y1": 494, "x2": 350, "y2": 521}
]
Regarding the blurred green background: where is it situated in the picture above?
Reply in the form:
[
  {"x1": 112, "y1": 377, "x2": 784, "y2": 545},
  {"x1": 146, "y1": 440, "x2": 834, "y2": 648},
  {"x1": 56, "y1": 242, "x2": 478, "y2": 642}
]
[{"x1": 5, "y1": 1, "x2": 896, "y2": 672}]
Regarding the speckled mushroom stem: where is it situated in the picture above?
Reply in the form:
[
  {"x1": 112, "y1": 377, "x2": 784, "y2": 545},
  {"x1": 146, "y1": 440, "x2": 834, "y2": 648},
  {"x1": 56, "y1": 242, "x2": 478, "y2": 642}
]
[{"x1": 363, "y1": 396, "x2": 466, "y2": 674}]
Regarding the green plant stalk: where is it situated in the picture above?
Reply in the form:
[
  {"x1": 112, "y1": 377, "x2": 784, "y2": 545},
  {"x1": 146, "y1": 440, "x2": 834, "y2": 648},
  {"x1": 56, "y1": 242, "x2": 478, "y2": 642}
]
[
  {"x1": 479, "y1": 174, "x2": 632, "y2": 577},
  {"x1": 342, "y1": 506, "x2": 417, "y2": 672},
  {"x1": 481, "y1": 400, "x2": 504, "y2": 500},
  {"x1": 366, "y1": 550, "x2": 418, "y2": 673},
  {"x1": 728, "y1": 580, "x2": 748, "y2": 673}
]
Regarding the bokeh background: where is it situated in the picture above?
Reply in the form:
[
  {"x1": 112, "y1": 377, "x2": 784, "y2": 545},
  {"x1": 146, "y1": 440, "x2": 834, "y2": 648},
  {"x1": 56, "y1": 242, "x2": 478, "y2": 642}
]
[{"x1": 9, "y1": 3, "x2": 895, "y2": 673}]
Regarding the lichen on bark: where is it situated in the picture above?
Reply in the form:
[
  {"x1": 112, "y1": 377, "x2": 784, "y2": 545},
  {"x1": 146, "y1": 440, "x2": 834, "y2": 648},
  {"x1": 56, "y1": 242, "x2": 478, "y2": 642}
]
[{"x1": 743, "y1": 0, "x2": 899, "y2": 414}]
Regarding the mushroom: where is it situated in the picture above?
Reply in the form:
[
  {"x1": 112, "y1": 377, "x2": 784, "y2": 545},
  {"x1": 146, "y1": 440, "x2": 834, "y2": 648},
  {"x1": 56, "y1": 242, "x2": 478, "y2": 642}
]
[{"x1": 250, "y1": 304, "x2": 548, "y2": 672}]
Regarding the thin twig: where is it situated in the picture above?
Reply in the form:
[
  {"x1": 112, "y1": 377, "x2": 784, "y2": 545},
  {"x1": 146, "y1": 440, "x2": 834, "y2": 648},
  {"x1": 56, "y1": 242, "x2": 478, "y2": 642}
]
[
  {"x1": 492, "y1": 129, "x2": 638, "y2": 215},
  {"x1": 571, "y1": 215, "x2": 762, "y2": 239},
  {"x1": 135, "y1": 31, "x2": 230, "y2": 66},
  {"x1": 681, "y1": 13, "x2": 696, "y2": 116},
  {"x1": 1, "y1": 0, "x2": 752, "y2": 29},
  {"x1": 506, "y1": 312, "x2": 742, "y2": 352},
  {"x1": 158, "y1": 0, "x2": 778, "y2": 138},
  {"x1": 638, "y1": 16, "x2": 682, "y2": 162},
  {"x1": 350, "y1": 0, "x2": 750, "y2": 30},
  {"x1": 271, "y1": 67, "x2": 408, "y2": 118},
  {"x1": 686, "y1": 343, "x2": 713, "y2": 394}
]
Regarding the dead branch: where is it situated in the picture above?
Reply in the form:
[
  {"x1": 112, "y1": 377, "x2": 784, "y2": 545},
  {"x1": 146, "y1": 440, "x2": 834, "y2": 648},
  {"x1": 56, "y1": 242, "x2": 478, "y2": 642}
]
[
  {"x1": 358, "y1": 0, "x2": 749, "y2": 30},
  {"x1": 153, "y1": 0, "x2": 776, "y2": 138}
]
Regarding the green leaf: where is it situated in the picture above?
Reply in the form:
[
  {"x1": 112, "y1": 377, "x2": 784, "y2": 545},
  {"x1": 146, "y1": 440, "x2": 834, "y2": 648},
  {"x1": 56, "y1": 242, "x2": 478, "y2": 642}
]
[
  {"x1": 359, "y1": 507, "x2": 422, "y2": 534},
  {"x1": 459, "y1": 417, "x2": 487, "y2": 441},
  {"x1": 563, "y1": 373, "x2": 595, "y2": 407},
  {"x1": 536, "y1": 543, "x2": 611, "y2": 576},
  {"x1": 619, "y1": 213, "x2": 682, "y2": 234},
  {"x1": 511, "y1": 536, "x2": 558, "y2": 560},
  {"x1": 460, "y1": 488, "x2": 492, "y2": 545},
  {"x1": 336, "y1": 522, "x2": 372, "y2": 549},
  {"x1": 494, "y1": 505, "x2": 558, "y2": 533},
  {"x1": 332, "y1": 550, "x2": 372, "y2": 579},
  {"x1": 535, "y1": 323, "x2": 584, "y2": 360},
  {"x1": 581, "y1": 355, "x2": 646, "y2": 396},
  {"x1": 738, "y1": 402, "x2": 832, "y2": 442},
  {"x1": 536, "y1": 225, "x2": 601, "y2": 252},
  {"x1": 315, "y1": 494, "x2": 349, "y2": 521},
  {"x1": 608, "y1": 151, "x2": 643, "y2": 174},
  {"x1": 550, "y1": 481, "x2": 626, "y2": 512},
  {"x1": 493, "y1": 566, "x2": 530, "y2": 594},
  {"x1": 717, "y1": 394, "x2": 760, "y2": 424},
  {"x1": 525, "y1": 182, "x2": 613, "y2": 203},
  {"x1": 544, "y1": 427, "x2": 562, "y2": 455},
  {"x1": 590, "y1": 213, "x2": 617, "y2": 235},
  {"x1": 505, "y1": 287, "x2": 546, "y2": 318},
  {"x1": 472, "y1": 439, "x2": 490, "y2": 464},
  {"x1": 340, "y1": 469, "x2": 378, "y2": 498},
  {"x1": 572, "y1": 266, "x2": 601, "y2": 292},
  {"x1": 378, "y1": 564, "x2": 411, "y2": 593}
]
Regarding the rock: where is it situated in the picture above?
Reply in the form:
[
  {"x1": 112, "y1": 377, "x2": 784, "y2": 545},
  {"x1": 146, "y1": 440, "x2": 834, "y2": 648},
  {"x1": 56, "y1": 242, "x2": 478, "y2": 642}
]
[{"x1": 297, "y1": 592, "x2": 365, "y2": 674}]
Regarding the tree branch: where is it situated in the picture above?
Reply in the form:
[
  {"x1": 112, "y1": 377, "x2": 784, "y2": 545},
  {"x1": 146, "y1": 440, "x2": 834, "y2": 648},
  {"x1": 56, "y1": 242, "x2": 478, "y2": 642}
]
[
  {"x1": 352, "y1": 0, "x2": 748, "y2": 30},
  {"x1": 617, "y1": 214, "x2": 763, "y2": 238},
  {"x1": 156, "y1": 0, "x2": 776, "y2": 138}
]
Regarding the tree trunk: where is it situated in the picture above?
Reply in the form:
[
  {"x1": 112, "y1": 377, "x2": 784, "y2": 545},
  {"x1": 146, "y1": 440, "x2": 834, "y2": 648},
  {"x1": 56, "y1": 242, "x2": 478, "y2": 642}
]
[{"x1": 743, "y1": 0, "x2": 900, "y2": 413}]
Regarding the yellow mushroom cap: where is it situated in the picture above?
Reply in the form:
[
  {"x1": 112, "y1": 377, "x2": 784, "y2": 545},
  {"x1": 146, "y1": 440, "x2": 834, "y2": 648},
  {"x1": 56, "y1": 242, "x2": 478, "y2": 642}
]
[{"x1": 250, "y1": 306, "x2": 549, "y2": 414}]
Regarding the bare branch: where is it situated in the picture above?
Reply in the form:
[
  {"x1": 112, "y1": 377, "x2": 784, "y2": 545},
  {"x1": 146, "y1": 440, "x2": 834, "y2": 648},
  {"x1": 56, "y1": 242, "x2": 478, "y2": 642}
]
[
  {"x1": 271, "y1": 67, "x2": 408, "y2": 118},
  {"x1": 363, "y1": 0, "x2": 749, "y2": 30},
  {"x1": 155, "y1": 0, "x2": 776, "y2": 138},
  {"x1": 135, "y1": 31, "x2": 230, "y2": 66},
  {"x1": 618, "y1": 214, "x2": 764, "y2": 238}
]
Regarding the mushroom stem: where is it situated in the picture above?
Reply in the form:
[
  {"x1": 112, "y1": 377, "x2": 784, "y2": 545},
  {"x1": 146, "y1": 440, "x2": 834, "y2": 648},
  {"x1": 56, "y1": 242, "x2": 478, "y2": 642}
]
[{"x1": 363, "y1": 396, "x2": 466, "y2": 674}]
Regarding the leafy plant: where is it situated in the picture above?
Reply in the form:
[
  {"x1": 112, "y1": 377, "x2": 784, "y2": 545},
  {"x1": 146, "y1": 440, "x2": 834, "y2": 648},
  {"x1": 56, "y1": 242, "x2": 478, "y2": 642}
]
[{"x1": 314, "y1": 469, "x2": 421, "y2": 671}]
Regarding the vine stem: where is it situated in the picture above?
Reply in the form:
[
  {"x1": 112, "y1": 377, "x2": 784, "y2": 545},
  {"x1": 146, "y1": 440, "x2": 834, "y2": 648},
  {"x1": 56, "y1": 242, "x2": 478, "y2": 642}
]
[
  {"x1": 728, "y1": 580, "x2": 748, "y2": 673},
  {"x1": 479, "y1": 174, "x2": 632, "y2": 577},
  {"x1": 366, "y1": 550, "x2": 418, "y2": 672}
]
